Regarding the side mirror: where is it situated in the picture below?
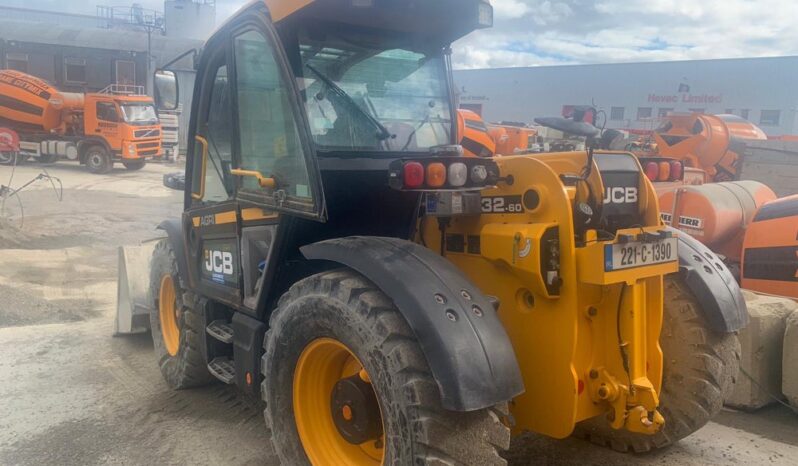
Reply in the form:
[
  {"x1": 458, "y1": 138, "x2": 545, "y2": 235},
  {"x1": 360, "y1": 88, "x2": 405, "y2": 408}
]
[
  {"x1": 163, "y1": 172, "x2": 185, "y2": 191},
  {"x1": 154, "y1": 70, "x2": 179, "y2": 111}
]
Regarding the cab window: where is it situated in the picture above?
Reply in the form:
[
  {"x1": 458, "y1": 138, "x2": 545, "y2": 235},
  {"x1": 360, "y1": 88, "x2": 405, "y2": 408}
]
[
  {"x1": 192, "y1": 60, "x2": 235, "y2": 203},
  {"x1": 96, "y1": 102, "x2": 119, "y2": 122},
  {"x1": 233, "y1": 29, "x2": 313, "y2": 203}
]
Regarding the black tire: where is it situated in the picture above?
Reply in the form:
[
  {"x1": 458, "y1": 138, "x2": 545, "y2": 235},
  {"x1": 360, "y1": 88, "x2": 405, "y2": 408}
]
[
  {"x1": 123, "y1": 160, "x2": 146, "y2": 171},
  {"x1": 85, "y1": 145, "x2": 113, "y2": 174},
  {"x1": 37, "y1": 153, "x2": 58, "y2": 164},
  {"x1": 262, "y1": 269, "x2": 510, "y2": 466},
  {"x1": 149, "y1": 239, "x2": 214, "y2": 389},
  {"x1": 574, "y1": 274, "x2": 741, "y2": 453},
  {"x1": 0, "y1": 151, "x2": 19, "y2": 165}
]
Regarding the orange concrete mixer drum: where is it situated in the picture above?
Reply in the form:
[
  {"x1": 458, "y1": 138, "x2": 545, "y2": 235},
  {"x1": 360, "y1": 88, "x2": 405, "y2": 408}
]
[
  {"x1": 741, "y1": 194, "x2": 798, "y2": 299},
  {"x1": 654, "y1": 113, "x2": 767, "y2": 182},
  {"x1": 659, "y1": 180, "x2": 777, "y2": 262},
  {"x1": 457, "y1": 109, "x2": 496, "y2": 157},
  {"x1": 0, "y1": 70, "x2": 84, "y2": 134}
]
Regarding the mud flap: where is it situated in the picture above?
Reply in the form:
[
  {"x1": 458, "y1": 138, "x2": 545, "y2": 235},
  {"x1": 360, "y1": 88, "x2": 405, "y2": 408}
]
[{"x1": 114, "y1": 242, "x2": 158, "y2": 335}]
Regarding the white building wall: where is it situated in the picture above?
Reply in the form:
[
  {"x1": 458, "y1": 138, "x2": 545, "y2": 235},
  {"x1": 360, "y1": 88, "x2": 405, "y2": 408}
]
[{"x1": 454, "y1": 56, "x2": 798, "y2": 136}]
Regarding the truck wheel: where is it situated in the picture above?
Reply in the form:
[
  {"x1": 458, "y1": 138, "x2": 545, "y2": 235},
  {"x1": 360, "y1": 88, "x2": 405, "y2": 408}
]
[
  {"x1": 149, "y1": 239, "x2": 214, "y2": 389},
  {"x1": 85, "y1": 146, "x2": 113, "y2": 174},
  {"x1": 574, "y1": 274, "x2": 741, "y2": 453},
  {"x1": 262, "y1": 269, "x2": 510, "y2": 466},
  {"x1": 123, "y1": 161, "x2": 146, "y2": 171},
  {"x1": 37, "y1": 154, "x2": 58, "y2": 164},
  {"x1": 0, "y1": 152, "x2": 19, "y2": 165}
]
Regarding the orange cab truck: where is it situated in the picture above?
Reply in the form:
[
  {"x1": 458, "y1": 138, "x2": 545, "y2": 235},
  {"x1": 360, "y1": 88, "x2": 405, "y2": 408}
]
[{"x1": 0, "y1": 70, "x2": 162, "y2": 173}]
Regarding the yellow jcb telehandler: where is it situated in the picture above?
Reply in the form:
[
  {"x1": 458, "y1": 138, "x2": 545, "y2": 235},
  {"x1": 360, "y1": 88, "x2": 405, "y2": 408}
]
[{"x1": 116, "y1": 0, "x2": 746, "y2": 463}]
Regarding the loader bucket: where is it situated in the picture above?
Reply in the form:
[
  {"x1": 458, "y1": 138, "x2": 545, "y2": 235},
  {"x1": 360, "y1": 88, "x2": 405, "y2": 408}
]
[{"x1": 114, "y1": 242, "x2": 158, "y2": 335}]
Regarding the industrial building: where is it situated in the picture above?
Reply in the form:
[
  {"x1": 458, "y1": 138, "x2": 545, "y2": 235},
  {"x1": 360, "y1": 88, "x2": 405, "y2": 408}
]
[
  {"x1": 455, "y1": 56, "x2": 798, "y2": 137},
  {"x1": 0, "y1": 1, "x2": 216, "y2": 153}
]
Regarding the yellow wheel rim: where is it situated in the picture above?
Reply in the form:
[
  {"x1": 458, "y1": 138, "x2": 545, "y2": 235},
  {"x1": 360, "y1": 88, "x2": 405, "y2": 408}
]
[
  {"x1": 293, "y1": 338, "x2": 385, "y2": 466},
  {"x1": 159, "y1": 274, "x2": 180, "y2": 357}
]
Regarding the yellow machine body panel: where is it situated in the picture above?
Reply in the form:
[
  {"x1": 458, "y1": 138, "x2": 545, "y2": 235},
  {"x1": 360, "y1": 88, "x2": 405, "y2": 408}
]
[{"x1": 421, "y1": 152, "x2": 675, "y2": 437}]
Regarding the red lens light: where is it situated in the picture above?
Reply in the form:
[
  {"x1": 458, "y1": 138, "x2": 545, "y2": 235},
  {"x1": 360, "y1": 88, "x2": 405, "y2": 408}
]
[
  {"x1": 670, "y1": 161, "x2": 683, "y2": 180},
  {"x1": 645, "y1": 162, "x2": 658, "y2": 181},
  {"x1": 403, "y1": 162, "x2": 424, "y2": 188}
]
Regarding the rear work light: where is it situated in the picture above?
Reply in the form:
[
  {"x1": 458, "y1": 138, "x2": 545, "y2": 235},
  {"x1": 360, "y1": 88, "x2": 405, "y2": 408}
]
[
  {"x1": 388, "y1": 157, "x2": 499, "y2": 191},
  {"x1": 642, "y1": 158, "x2": 683, "y2": 183}
]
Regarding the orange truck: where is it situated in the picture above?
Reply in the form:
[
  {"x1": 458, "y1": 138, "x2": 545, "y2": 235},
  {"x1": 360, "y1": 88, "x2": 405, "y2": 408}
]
[
  {"x1": 0, "y1": 70, "x2": 162, "y2": 173},
  {"x1": 647, "y1": 112, "x2": 767, "y2": 182}
]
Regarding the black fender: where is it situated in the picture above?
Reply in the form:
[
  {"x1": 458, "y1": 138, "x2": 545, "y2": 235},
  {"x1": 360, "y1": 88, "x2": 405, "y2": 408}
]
[
  {"x1": 301, "y1": 236, "x2": 524, "y2": 412},
  {"x1": 670, "y1": 227, "x2": 748, "y2": 333},
  {"x1": 157, "y1": 218, "x2": 189, "y2": 285}
]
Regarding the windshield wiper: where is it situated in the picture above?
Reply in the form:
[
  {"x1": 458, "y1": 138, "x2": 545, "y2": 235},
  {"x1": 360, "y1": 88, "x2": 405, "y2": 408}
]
[{"x1": 305, "y1": 63, "x2": 393, "y2": 141}]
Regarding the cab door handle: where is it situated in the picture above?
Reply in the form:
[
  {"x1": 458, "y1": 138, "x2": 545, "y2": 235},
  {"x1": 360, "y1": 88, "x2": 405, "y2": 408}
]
[{"x1": 230, "y1": 169, "x2": 276, "y2": 189}]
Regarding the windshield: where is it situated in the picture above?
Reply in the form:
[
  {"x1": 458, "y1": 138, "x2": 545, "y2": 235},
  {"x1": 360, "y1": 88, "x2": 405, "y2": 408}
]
[
  {"x1": 297, "y1": 31, "x2": 453, "y2": 153},
  {"x1": 120, "y1": 104, "x2": 159, "y2": 126}
]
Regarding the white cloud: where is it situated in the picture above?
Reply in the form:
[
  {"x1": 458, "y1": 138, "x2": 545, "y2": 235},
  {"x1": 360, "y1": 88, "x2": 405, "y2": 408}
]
[
  {"x1": 10, "y1": 0, "x2": 798, "y2": 69},
  {"x1": 454, "y1": 0, "x2": 798, "y2": 68}
]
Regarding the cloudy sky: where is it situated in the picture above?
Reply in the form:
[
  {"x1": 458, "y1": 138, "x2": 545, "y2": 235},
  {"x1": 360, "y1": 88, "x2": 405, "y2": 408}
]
[{"x1": 4, "y1": 0, "x2": 798, "y2": 69}]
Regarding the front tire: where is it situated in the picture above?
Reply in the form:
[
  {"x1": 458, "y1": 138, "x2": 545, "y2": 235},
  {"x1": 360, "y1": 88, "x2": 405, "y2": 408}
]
[
  {"x1": 262, "y1": 269, "x2": 510, "y2": 466},
  {"x1": 574, "y1": 274, "x2": 741, "y2": 452},
  {"x1": 150, "y1": 239, "x2": 214, "y2": 389},
  {"x1": 85, "y1": 145, "x2": 112, "y2": 174}
]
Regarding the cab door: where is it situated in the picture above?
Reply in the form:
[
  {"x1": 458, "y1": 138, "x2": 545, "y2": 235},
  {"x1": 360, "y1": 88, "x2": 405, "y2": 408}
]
[
  {"x1": 92, "y1": 99, "x2": 123, "y2": 150},
  {"x1": 183, "y1": 31, "x2": 243, "y2": 307},
  {"x1": 228, "y1": 7, "x2": 325, "y2": 221},
  {"x1": 183, "y1": 4, "x2": 324, "y2": 310}
]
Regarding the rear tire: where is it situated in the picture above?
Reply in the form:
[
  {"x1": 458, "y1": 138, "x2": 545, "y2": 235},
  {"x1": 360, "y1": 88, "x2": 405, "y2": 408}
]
[
  {"x1": 123, "y1": 160, "x2": 146, "y2": 171},
  {"x1": 0, "y1": 151, "x2": 19, "y2": 165},
  {"x1": 262, "y1": 269, "x2": 510, "y2": 466},
  {"x1": 574, "y1": 274, "x2": 741, "y2": 453},
  {"x1": 149, "y1": 239, "x2": 214, "y2": 390},
  {"x1": 85, "y1": 145, "x2": 112, "y2": 174}
]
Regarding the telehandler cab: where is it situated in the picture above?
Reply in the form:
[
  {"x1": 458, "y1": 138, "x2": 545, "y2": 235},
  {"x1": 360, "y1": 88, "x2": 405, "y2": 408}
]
[{"x1": 116, "y1": 0, "x2": 746, "y2": 463}]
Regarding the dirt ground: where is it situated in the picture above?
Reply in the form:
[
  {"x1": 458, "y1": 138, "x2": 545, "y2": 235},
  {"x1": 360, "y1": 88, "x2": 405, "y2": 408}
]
[{"x1": 0, "y1": 161, "x2": 796, "y2": 466}]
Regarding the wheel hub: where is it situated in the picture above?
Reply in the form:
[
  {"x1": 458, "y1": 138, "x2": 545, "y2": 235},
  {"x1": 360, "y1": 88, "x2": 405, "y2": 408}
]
[{"x1": 331, "y1": 374, "x2": 383, "y2": 445}]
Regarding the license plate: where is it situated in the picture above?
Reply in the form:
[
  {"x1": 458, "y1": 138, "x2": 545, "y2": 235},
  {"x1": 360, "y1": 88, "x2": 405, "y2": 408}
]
[{"x1": 605, "y1": 238, "x2": 677, "y2": 271}]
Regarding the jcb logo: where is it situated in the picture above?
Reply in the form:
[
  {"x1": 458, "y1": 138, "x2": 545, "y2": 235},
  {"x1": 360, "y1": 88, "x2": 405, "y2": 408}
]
[
  {"x1": 604, "y1": 187, "x2": 638, "y2": 204},
  {"x1": 205, "y1": 250, "x2": 234, "y2": 275}
]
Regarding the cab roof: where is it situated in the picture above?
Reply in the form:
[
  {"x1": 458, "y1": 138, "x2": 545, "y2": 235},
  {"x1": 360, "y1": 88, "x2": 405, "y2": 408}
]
[{"x1": 221, "y1": 0, "x2": 491, "y2": 45}]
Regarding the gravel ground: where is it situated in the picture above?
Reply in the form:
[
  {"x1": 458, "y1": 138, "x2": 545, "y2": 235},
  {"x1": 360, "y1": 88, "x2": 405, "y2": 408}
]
[{"x1": 0, "y1": 161, "x2": 796, "y2": 465}]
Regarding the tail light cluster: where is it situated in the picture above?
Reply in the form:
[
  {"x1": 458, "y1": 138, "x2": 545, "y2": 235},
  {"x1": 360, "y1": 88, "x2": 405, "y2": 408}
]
[
  {"x1": 389, "y1": 157, "x2": 499, "y2": 191},
  {"x1": 639, "y1": 157, "x2": 683, "y2": 182}
]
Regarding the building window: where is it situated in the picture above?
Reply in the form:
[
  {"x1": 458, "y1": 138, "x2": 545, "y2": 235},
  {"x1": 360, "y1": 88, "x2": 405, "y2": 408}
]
[
  {"x1": 116, "y1": 60, "x2": 136, "y2": 86},
  {"x1": 610, "y1": 106, "x2": 625, "y2": 121},
  {"x1": 64, "y1": 58, "x2": 87, "y2": 84},
  {"x1": 658, "y1": 108, "x2": 674, "y2": 118},
  {"x1": 760, "y1": 110, "x2": 781, "y2": 127},
  {"x1": 637, "y1": 107, "x2": 652, "y2": 120},
  {"x1": 688, "y1": 108, "x2": 705, "y2": 114},
  {"x1": 740, "y1": 109, "x2": 750, "y2": 120},
  {"x1": 6, "y1": 53, "x2": 28, "y2": 72}
]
